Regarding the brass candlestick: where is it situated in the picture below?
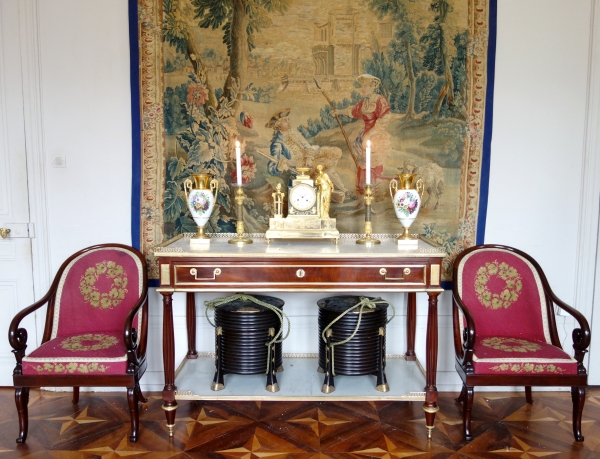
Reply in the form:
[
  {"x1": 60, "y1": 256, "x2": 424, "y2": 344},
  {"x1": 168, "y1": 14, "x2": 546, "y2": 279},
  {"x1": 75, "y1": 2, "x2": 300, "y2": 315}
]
[
  {"x1": 356, "y1": 184, "x2": 380, "y2": 245},
  {"x1": 229, "y1": 185, "x2": 252, "y2": 244}
]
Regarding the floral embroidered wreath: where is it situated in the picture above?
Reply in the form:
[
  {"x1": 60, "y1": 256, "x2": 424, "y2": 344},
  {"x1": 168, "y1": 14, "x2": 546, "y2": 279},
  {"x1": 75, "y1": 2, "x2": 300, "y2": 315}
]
[
  {"x1": 474, "y1": 260, "x2": 523, "y2": 309},
  {"x1": 61, "y1": 333, "x2": 118, "y2": 351},
  {"x1": 481, "y1": 337, "x2": 541, "y2": 353},
  {"x1": 79, "y1": 261, "x2": 128, "y2": 309}
]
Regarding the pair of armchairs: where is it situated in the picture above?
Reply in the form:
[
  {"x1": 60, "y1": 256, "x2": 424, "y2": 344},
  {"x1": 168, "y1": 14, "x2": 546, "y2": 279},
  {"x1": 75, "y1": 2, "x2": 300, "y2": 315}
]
[
  {"x1": 452, "y1": 244, "x2": 590, "y2": 443},
  {"x1": 8, "y1": 243, "x2": 591, "y2": 444},
  {"x1": 9, "y1": 244, "x2": 149, "y2": 443}
]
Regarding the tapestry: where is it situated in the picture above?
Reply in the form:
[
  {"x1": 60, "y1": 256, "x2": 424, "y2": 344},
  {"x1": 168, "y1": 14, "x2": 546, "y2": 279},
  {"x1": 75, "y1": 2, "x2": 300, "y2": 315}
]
[{"x1": 130, "y1": 0, "x2": 496, "y2": 282}]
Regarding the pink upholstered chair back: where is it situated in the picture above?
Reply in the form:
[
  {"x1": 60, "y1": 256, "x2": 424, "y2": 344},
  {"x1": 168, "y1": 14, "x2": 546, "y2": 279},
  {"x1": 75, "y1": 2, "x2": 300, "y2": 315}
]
[
  {"x1": 455, "y1": 247, "x2": 552, "y2": 344},
  {"x1": 50, "y1": 246, "x2": 144, "y2": 340}
]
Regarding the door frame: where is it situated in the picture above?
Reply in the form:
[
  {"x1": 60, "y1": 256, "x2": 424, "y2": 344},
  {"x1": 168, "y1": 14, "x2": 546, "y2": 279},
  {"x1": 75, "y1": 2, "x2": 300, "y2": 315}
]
[
  {"x1": 18, "y1": 0, "x2": 52, "y2": 347},
  {"x1": 16, "y1": 0, "x2": 51, "y2": 337},
  {"x1": 576, "y1": 0, "x2": 600, "y2": 382}
]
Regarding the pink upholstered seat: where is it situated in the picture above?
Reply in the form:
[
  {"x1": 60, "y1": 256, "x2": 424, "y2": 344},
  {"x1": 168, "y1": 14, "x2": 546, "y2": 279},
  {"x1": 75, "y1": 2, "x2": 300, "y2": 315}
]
[
  {"x1": 22, "y1": 331, "x2": 130, "y2": 376},
  {"x1": 452, "y1": 245, "x2": 590, "y2": 443},
  {"x1": 9, "y1": 244, "x2": 149, "y2": 444}
]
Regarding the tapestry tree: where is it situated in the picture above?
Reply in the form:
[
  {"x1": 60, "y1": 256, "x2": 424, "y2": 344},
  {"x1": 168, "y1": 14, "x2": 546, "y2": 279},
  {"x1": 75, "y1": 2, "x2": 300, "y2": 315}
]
[{"x1": 420, "y1": 0, "x2": 454, "y2": 119}]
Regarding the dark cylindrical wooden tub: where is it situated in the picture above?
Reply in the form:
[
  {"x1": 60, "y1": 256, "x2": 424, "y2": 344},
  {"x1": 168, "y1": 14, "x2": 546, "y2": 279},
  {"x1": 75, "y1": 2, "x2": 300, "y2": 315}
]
[
  {"x1": 318, "y1": 295, "x2": 388, "y2": 376},
  {"x1": 214, "y1": 294, "x2": 284, "y2": 375}
]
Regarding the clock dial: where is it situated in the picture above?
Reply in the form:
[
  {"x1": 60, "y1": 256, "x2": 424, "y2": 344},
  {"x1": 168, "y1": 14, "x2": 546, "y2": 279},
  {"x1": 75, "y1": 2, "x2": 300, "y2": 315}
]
[{"x1": 290, "y1": 184, "x2": 316, "y2": 211}]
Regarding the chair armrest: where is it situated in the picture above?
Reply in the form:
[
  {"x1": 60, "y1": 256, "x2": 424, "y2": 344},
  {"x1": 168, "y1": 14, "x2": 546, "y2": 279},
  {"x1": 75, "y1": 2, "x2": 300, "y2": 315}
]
[
  {"x1": 451, "y1": 291, "x2": 476, "y2": 370},
  {"x1": 452, "y1": 292, "x2": 476, "y2": 348},
  {"x1": 123, "y1": 291, "x2": 149, "y2": 374},
  {"x1": 547, "y1": 289, "x2": 591, "y2": 356},
  {"x1": 8, "y1": 288, "x2": 56, "y2": 352},
  {"x1": 123, "y1": 292, "x2": 148, "y2": 351}
]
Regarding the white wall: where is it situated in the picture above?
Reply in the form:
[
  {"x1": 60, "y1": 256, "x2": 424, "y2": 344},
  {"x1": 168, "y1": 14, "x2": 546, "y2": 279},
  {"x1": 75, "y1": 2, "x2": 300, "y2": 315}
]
[
  {"x1": 488, "y1": 0, "x2": 591, "y2": 303},
  {"x1": 39, "y1": 0, "x2": 133, "y2": 268},
  {"x1": 26, "y1": 0, "x2": 597, "y2": 392}
]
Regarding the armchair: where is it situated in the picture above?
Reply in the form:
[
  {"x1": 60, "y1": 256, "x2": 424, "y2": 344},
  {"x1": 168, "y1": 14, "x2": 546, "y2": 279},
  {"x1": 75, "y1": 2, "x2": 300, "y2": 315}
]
[
  {"x1": 452, "y1": 244, "x2": 590, "y2": 442},
  {"x1": 9, "y1": 244, "x2": 149, "y2": 443}
]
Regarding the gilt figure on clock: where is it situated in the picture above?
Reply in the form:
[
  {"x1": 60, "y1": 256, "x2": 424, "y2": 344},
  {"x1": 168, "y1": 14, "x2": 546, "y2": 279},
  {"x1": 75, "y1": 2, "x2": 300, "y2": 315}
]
[{"x1": 265, "y1": 167, "x2": 339, "y2": 243}]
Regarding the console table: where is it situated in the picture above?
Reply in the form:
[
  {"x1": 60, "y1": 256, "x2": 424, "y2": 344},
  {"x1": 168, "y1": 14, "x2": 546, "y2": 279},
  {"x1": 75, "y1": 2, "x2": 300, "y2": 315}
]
[{"x1": 154, "y1": 234, "x2": 446, "y2": 438}]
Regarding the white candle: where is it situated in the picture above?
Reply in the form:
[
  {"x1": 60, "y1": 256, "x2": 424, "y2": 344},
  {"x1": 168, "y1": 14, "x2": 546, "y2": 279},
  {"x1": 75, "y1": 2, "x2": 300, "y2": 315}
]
[
  {"x1": 235, "y1": 141, "x2": 242, "y2": 186},
  {"x1": 365, "y1": 140, "x2": 371, "y2": 185}
]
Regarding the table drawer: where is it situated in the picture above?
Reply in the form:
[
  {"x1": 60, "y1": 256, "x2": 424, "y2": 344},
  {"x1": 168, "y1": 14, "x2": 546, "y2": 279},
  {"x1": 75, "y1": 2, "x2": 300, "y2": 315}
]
[{"x1": 171, "y1": 263, "x2": 427, "y2": 287}]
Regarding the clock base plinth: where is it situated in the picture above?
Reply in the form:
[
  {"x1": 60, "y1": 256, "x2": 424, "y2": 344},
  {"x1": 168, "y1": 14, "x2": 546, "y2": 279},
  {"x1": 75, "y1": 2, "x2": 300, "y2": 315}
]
[{"x1": 265, "y1": 217, "x2": 339, "y2": 243}]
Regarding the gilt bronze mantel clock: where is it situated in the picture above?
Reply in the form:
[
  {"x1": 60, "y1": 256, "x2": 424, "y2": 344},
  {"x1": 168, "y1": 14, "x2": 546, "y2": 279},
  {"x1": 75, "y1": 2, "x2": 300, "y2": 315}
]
[{"x1": 265, "y1": 166, "x2": 339, "y2": 243}]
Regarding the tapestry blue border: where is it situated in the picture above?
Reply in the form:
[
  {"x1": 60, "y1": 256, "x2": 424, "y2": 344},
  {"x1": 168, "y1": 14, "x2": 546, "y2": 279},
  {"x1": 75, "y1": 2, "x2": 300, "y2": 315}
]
[
  {"x1": 477, "y1": 0, "x2": 496, "y2": 246},
  {"x1": 129, "y1": 0, "x2": 141, "y2": 251},
  {"x1": 441, "y1": 0, "x2": 496, "y2": 290}
]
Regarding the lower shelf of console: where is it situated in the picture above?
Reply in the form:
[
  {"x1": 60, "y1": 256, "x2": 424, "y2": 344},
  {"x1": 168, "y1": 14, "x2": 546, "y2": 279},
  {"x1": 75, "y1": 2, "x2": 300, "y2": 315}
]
[{"x1": 174, "y1": 355, "x2": 426, "y2": 401}]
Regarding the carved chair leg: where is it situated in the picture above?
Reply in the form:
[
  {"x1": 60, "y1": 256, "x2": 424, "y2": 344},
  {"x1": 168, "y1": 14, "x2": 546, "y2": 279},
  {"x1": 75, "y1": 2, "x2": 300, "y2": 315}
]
[
  {"x1": 15, "y1": 387, "x2": 30, "y2": 444},
  {"x1": 525, "y1": 386, "x2": 533, "y2": 404},
  {"x1": 72, "y1": 386, "x2": 80, "y2": 404},
  {"x1": 127, "y1": 387, "x2": 140, "y2": 443},
  {"x1": 211, "y1": 326, "x2": 225, "y2": 391},
  {"x1": 571, "y1": 386, "x2": 585, "y2": 442},
  {"x1": 456, "y1": 385, "x2": 466, "y2": 403},
  {"x1": 462, "y1": 386, "x2": 474, "y2": 442},
  {"x1": 265, "y1": 328, "x2": 279, "y2": 392},
  {"x1": 135, "y1": 381, "x2": 148, "y2": 404},
  {"x1": 322, "y1": 330, "x2": 335, "y2": 394}
]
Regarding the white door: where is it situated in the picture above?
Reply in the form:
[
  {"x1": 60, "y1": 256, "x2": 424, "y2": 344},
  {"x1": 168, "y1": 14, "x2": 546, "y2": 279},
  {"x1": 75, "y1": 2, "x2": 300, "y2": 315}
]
[{"x1": 0, "y1": 0, "x2": 37, "y2": 386}]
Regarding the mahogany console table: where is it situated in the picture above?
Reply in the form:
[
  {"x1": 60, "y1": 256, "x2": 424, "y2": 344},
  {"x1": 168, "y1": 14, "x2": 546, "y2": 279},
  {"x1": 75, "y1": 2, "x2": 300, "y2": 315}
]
[{"x1": 154, "y1": 234, "x2": 446, "y2": 439}]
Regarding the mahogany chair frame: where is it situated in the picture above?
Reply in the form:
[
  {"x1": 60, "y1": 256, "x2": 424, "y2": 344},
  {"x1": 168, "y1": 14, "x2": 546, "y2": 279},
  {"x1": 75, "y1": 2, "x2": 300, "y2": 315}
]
[
  {"x1": 452, "y1": 244, "x2": 590, "y2": 442},
  {"x1": 8, "y1": 244, "x2": 149, "y2": 443}
]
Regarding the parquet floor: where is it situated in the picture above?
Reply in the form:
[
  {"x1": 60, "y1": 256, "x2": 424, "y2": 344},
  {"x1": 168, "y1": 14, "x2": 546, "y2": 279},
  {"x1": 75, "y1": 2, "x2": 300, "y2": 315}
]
[{"x1": 0, "y1": 387, "x2": 599, "y2": 458}]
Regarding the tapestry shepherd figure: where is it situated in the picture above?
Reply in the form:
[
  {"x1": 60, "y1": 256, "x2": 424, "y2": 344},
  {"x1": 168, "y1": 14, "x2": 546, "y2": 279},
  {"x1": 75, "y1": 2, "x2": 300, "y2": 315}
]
[
  {"x1": 334, "y1": 74, "x2": 393, "y2": 195},
  {"x1": 265, "y1": 108, "x2": 347, "y2": 197}
]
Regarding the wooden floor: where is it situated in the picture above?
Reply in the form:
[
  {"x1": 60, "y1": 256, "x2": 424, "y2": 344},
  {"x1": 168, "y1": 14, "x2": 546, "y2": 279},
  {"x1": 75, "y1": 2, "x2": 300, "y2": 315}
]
[{"x1": 0, "y1": 387, "x2": 599, "y2": 458}]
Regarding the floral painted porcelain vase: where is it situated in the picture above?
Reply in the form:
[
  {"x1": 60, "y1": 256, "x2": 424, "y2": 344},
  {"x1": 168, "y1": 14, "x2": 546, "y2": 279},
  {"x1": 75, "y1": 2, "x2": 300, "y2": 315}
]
[
  {"x1": 183, "y1": 173, "x2": 219, "y2": 245},
  {"x1": 389, "y1": 173, "x2": 424, "y2": 245}
]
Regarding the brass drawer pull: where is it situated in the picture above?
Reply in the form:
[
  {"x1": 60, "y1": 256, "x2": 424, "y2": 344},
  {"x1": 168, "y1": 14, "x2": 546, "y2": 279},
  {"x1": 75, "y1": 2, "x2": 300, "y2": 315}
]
[
  {"x1": 379, "y1": 267, "x2": 411, "y2": 280},
  {"x1": 296, "y1": 269, "x2": 305, "y2": 278},
  {"x1": 190, "y1": 268, "x2": 221, "y2": 280}
]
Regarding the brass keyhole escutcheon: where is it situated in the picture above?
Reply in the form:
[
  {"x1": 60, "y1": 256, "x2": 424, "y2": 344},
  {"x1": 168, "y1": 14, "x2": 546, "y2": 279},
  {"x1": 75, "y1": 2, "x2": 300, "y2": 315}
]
[
  {"x1": 296, "y1": 269, "x2": 305, "y2": 278},
  {"x1": 0, "y1": 228, "x2": 10, "y2": 239}
]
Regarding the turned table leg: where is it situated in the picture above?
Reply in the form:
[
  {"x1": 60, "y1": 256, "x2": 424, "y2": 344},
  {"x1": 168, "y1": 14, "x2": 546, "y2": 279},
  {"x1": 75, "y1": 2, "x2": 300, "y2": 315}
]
[
  {"x1": 186, "y1": 292, "x2": 198, "y2": 359},
  {"x1": 423, "y1": 291, "x2": 440, "y2": 439},
  {"x1": 405, "y1": 292, "x2": 416, "y2": 361},
  {"x1": 160, "y1": 292, "x2": 178, "y2": 437}
]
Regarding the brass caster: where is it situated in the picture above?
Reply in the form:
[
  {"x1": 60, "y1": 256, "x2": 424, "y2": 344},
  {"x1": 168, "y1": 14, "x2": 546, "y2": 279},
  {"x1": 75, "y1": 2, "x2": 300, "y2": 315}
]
[
  {"x1": 167, "y1": 423, "x2": 175, "y2": 437},
  {"x1": 376, "y1": 383, "x2": 390, "y2": 393},
  {"x1": 317, "y1": 366, "x2": 325, "y2": 373},
  {"x1": 276, "y1": 365, "x2": 284, "y2": 372},
  {"x1": 321, "y1": 384, "x2": 335, "y2": 394},
  {"x1": 211, "y1": 382, "x2": 225, "y2": 391},
  {"x1": 266, "y1": 383, "x2": 280, "y2": 392},
  {"x1": 426, "y1": 425, "x2": 434, "y2": 439}
]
